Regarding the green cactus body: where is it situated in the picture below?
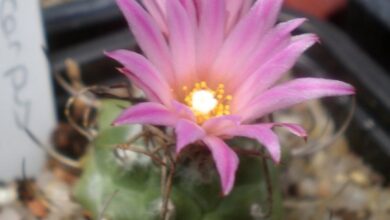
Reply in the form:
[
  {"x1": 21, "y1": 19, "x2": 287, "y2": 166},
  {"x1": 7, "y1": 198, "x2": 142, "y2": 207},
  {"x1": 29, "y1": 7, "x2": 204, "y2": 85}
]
[{"x1": 74, "y1": 99, "x2": 283, "y2": 220}]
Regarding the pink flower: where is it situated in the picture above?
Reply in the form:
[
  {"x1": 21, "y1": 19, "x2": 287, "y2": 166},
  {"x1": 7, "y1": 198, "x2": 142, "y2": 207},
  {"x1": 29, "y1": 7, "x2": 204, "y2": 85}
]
[{"x1": 107, "y1": 0, "x2": 355, "y2": 195}]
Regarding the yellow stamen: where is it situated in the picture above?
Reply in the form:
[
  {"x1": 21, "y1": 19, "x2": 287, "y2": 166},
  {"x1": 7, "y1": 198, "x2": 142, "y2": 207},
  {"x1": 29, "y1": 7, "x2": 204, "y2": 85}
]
[{"x1": 182, "y1": 81, "x2": 233, "y2": 124}]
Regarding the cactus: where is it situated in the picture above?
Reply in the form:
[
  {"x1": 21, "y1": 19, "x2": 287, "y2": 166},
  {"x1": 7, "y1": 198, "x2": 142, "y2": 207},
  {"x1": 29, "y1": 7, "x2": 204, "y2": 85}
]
[{"x1": 73, "y1": 99, "x2": 283, "y2": 220}]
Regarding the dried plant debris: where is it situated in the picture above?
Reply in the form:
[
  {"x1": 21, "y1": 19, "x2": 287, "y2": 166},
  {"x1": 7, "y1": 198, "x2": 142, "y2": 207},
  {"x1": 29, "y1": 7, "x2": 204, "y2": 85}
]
[
  {"x1": 276, "y1": 101, "x2": 390, "y2": 220},
  {"x1": 52, "y1": 123, "x2": 89, "y2": 160},
  {"x1": 0, "y1": 171, "x2": 85, "y2": 220}
]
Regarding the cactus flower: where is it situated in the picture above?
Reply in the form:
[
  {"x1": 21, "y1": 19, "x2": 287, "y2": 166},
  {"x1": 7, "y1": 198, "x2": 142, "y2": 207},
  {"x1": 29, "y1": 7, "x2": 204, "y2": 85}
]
[{"x1": 107, "y1": 0, "x2": 355, "y2": 196}]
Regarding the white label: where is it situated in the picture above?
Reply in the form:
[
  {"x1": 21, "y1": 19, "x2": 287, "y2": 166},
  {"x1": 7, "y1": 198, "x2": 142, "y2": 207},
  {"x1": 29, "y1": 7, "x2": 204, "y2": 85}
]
[{"x1": 0, "y1": 0, "x2": 56, "y2": 181}]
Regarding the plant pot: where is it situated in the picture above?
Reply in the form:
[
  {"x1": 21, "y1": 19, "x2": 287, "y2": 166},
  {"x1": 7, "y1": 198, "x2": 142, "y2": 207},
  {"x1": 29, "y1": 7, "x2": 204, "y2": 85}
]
[{"x1": 43, "y1": 0, "x2": 124, "y2": 51}]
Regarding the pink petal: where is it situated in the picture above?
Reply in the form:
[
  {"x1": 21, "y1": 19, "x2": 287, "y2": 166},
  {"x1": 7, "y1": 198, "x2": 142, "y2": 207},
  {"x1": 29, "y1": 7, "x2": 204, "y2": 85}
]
[
  {"x1": 118, "y1": 68, "x2": 161, "y2": 103},
  {"x1": 142, "y1": 0, "x2": 168, "y2": 34},
  {"x1": 203, "y1": 136, "x2": 239, "y2": 196},
  {"x1": 166, "y1": 0, "x2": 197, "y2": 86},
  {"x1": 171, "y1": 100, "x2": 196, "y2": 121},
  {"x1": 196, "y1": 0, "x2": 226, "y2": 74},
  {"x1": 179, "y1": 0, "x2": 197, "y2": 30},
  {"x1": 210, "y1": 0, "x2": 283, "y2": 83},
  {"x1": 272, "y1": 123, "x2": 307, "y2": 138},
  {"x1": 113, "y1": 102, "x2": 178, "y2": 126},
  {"x1": 154, "y1": 0, "x2": 166, "y2": 14},
  {"x1": 224, "y1": 124, "x2": 281, "y2": 163},
  {"x1": 239, "y1": 0, "x2": 254, "y2": 19},
  {"x1": 225, "y1": 0, "x2": 254, "y2": 34},
  {"x1": 225, "y1": 0, "x2": 245, "y2": 33},
  {"x1": 238, "y1": 18, "x2": 308, "y2": 82},
  {"x1": 202, "y1": 115, "x2": 241, "y2": 136},
  {"x1": 254, "y1": 34, "x2": 319, "y2": 92},
  {"x1": 106, "y1": 50, "x2": 172, "y2": 105},
  {"x1": 115, "y1": 0, "x2": 174, "y2": 84},
  {"x1": 232, "y1": 33, "x2": 317, "y2": 111},
  {"x1": 264, "y1": 123, "x2": 307, "y2": 139},
  {"x1": 240, "y1": 78, "x2": 355, "y2": 122},
  {"x1": 175, "y1": 119, "x2": 205, "y2": 154}
]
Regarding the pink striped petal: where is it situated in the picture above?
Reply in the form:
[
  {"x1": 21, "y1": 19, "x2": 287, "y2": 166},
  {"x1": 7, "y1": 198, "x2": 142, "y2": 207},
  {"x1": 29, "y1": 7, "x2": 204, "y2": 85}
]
[
  {"x1": 250, "y1": 34, "x2": 319, "y2": 93},
  {"x1": 115, "y1": 0, "x2": 174, "y2": 84},
  {"x1": 225, "y1": 0, "x2": 254, "y2": 34},
  {"x1": 106, "y1": 50, "x2": 172, "y2": 105},
  {"x1": 225, "y1": 0, "x2": 245, "y2": 34},
  {"x1": 171, "y1": 100, "x2": 195, "y2": 121},
  {"x1": 240, "y1": 78, "x2": 355, "y2": 122},
  {"x1": 203, "y1": 136, "x2": 239, "y2": 196},
  {"x1": 113, "y1": 102, "x2": 178, "y2": 126},
  {"x1": 175, "y1": 119, "x2": 205, "y2": 154},
  {"x1": 229, "y1": 18, "x2": 307, "y2": 92},
  {"x1": 254, "y1": 34, "x2": 318, "y2": 92},
  {"x1": 117, "y1": 68, "x2": 161, "y2": 103},
  {"x1": 154, "y1": 0, "x2": 166, "y2": 14},
  {"x1": 196, "y1": 0, "x2": 226, "y2": 74},
  {"x1": 179, "y1": 0, "x2": 197, "y2": 30},
  {"x1": 224, "y1": 124, "x2": 281, "y2": 163},
  {"x1": 238, "y1": 0, "x2": 254, "y2": 19},
  {"x1": 232, "y1": 33, "x2": 318, "y2": 111},
  {"x1": 238, "y1": 18, "x2": 307, "y2": 81},
  {"x1": 202, "y1": 115, "x2": 241, "y2": 136},
  {"x1": 263, "y1": 123, "x2": 308, "y2": 139},
  {"x1": 272, "y1": 123, "x2": 307, "y2": 138},
  {"x1": 146, "y1": 0, "x2": 198, "y2": 31},
  {"x1": 142, "y1": 0, "x2": 168, "y2": 34},
  {"x1": 211, "y1": 0, "x2": 283, "y2": 83},
  {"x1": 166, "y1": 0, "x2": 197, "y2": 86}
]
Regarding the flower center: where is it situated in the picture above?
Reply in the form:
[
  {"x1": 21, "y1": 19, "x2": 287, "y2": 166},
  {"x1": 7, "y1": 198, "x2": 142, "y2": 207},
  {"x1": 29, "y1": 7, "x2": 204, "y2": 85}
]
[
  {"x1": 183, "y1": 81, "x2": 232, "y2": 123},
  {"x1": 191, "y1": 90, "x2": 218, "y2": 114}
]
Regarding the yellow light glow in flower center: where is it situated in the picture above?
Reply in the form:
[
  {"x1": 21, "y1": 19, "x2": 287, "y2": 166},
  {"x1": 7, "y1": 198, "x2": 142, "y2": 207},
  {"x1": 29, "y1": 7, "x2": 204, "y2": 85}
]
[
  {"x1": 191, "y1": 90, "x2": 218, "y2": 114},
  {"x1": 183, "y1": 81, "x2": 232, "y2": 124}
]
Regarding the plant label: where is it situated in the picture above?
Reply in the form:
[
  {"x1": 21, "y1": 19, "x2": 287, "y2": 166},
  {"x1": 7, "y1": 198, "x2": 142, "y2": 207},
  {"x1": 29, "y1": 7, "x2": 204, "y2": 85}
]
[{"x1": 0, "y1": 0, "x2": 56, "y2": 181}]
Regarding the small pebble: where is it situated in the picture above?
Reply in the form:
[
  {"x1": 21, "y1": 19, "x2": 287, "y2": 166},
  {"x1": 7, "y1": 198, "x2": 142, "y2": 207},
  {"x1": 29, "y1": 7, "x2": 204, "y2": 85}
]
[
  {"x1": 0, "y1": 207, "x2": 22, "y2": 220},
  {"x1": 0, "y1": 183, "x2": 17, "y2": 206},
  {"x1": 299, "y1": 178, "x2": 317, "y2": 197},
  {"x1": 350, "y1": 170, "x2": 369, "y2": 186}
]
